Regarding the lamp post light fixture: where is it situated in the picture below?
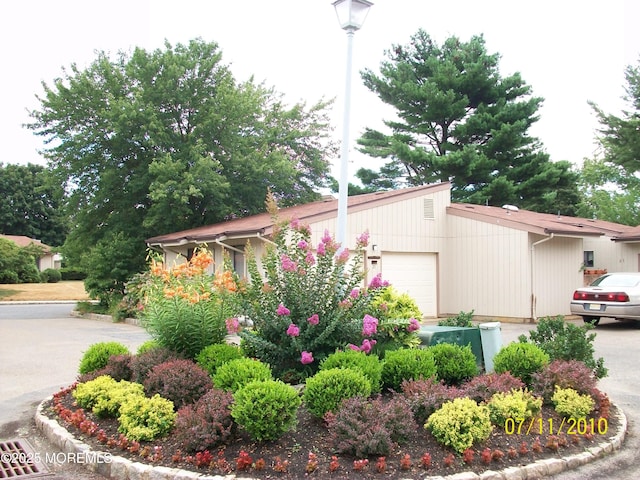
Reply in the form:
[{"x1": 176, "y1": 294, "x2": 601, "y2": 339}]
[{"x1": 333, "y1": 0, "x2": 373, "y2": 249}]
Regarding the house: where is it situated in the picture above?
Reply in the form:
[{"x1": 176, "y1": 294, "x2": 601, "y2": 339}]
[
  {"x1": 0, "y1": 234, "x2": 61, "y2": 271},
  {"x1": 146, "y1": 183, "x2": 640, "y2": 323}
]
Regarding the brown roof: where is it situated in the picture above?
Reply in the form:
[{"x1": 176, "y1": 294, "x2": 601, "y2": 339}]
[
  {"x1": 447, "y1": 204, "x2": 635, "y2": 237},
  {"x1": 146, "y1": 183, "x2": 450, "y2": 246},
  {"x1": 0, "y1": 234, "x2": 52, "y2": 252},
  {"x1": 612, "y1": 226, "x2": 640, "y2": 242}
]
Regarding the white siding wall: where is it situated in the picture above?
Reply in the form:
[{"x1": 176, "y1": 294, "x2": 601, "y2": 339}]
[
  {"x1": 531, "y1": 236, "x2": 584, "y2": 318},
  {"x1": 441, "y1": 214, "x2": 532, "y2": 320},
  {"x1": 582, "y1": 236, "x2": 640, "y2": 273}
]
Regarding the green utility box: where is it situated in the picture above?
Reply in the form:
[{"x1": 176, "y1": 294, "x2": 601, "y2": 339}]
[{"x1": 418, "y1": 326, "x2": 484, "y2": 367}]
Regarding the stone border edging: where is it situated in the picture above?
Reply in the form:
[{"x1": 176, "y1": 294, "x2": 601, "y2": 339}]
[{"x1": 35, "y1": 397, "x2": 627, "y2": 480}]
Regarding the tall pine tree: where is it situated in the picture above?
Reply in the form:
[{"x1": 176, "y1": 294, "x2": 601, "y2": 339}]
[{"x1": 356, "y1": 30, "x2": 579, "y2": 214}]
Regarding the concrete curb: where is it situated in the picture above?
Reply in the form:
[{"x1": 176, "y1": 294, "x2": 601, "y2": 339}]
[{"x1": 36, "y1": 396, "x2": 628, "y2": 480}]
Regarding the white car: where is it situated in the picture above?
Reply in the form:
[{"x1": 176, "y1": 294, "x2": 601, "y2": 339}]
[{"x1": 570, "y1": 272, "x2": 640, "y2": 326}]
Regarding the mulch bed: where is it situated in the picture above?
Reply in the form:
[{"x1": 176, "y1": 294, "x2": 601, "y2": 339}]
[{"x1": 43, "y1": 385, "x2": 620, "y2": 479}]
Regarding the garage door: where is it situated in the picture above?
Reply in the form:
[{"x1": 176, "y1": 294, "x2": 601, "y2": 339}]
[{"x1": 380, "y1": 252, "x2": 437, "y2": 318}]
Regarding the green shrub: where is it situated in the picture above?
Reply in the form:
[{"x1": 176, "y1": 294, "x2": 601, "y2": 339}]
[
  {"x1": 73, "y1": 376, "x2": 145, "y2": 418},
  {"x1": 174, "y1": 388, "x2": 235, "y2": 452},
  {"x1": 72, "y1": 375, "x2": 118, "y2": 410},
  {"x1": 325, "y1": 394, "x2": 417, "y2": 457},
  {"x1": 231, "y1": 380, "x2": 302, "y2": 441},
  {"x1": 42, "y1": 268, "x2": 62, "y2": 283},
  {"x1": 212, "y1": 358, "x2": 272, "y2": 393},
  {"x1": 552, "y1": 386, "x2": 595, "y2": 420},
  {"x1": 196, "y1": 343, "x2": 245, "y2": 377},
  {"x1": 0, "y1": 237, "x2": 40, "y2": 283},
  {"x1": 493, "y1": 342, "x2": 549, "y2": 386},
  {"x1": 303, "y1": 368, "x2": 372, "y2": 418},
  {"x1": 78, "y1": 342, "x2": 131, "y2": 375},
  {"x1": 487, "y1": 389, "x2": 543, "y2": 427},
  {"x1": 429, "y1": 343, "x2": 478, "y2": 385},
  {"x1": 368, "y1": 286, "x2": 423, "y2": 352},
  {"x1": 118, "y1": 394, "x2": 176, "y2": 441},
  {"x1": 136, "y1": 340, "x2": 161, "y2": 355},
  {"x1": 425, "y1": 397, "x2": 493, "y2": 453},
  {"x1": 143, "y1": 359, "x2": 213, "y2": 409},
  {"x1": 320, "y1": 350, "x2": 383, "y2": 393},
  {"x1": 60, "y1": 267, "x2": 87, "y2": 280},
  {"x1": 518, "y1": 316, "x2": 607, "y2": 378},
  {"x1": 438, "y1": 310, "x2": 474, "y2": 327},
  {"x1": 381, "y1": 348, "x2": 437, "y2": 391}
]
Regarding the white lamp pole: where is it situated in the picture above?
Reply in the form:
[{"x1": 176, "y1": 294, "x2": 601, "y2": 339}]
[{"x1": 333, "y1": 0, "x2": 372, "y2": 249}]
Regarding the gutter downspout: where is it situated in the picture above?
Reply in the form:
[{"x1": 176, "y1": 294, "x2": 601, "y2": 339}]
[{"x1": 530, "y1": 233, "x2": 554, "y2": 321}]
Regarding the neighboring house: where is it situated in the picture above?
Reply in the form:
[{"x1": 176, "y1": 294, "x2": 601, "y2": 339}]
[
  {"x1": 0, "y1": 234, "x2": 61, "y2": 271},
  {"x1": 146, "y1": 183, "x2": 640, "y2": 322}
]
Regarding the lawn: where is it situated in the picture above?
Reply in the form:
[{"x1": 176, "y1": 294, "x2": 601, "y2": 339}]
[{"x1": 0, "y1": 281, "x2": 90, "y2": 301}]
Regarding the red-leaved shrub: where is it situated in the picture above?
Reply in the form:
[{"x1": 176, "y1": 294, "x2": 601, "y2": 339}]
[
  {"x1": 173, "y1": 388, "x2": 235, "y2": 452},
  {"x1": 460, "y1": 372, "x2": 525, "y2": 403},
  {"x1": 144, "y1": 359, "x2": 212, "y2": 409},
  {"x1": 325, "y1": 394, "x2": 417, "y2": 457},
  {"x1": 401, "y1": 378, "x2": 462, "y2": 425},
  {"x1": 531, "y1": 359, "x2": 597, "y2": 403},
  {"x1": 130, "y1": 347, "x2": 183, "y2": 383}
]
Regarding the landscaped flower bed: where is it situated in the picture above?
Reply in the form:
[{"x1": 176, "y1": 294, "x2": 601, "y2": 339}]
[{"x1": 46, "y1": 208, "x2": 619, "y2": 479}]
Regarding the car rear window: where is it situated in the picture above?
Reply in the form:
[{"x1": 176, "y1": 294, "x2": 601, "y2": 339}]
[{"x1": 592, "y1": 274, "x2": 640, "y2": 287}]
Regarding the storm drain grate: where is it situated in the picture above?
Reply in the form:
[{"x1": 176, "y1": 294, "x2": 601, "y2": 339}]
[{"x1": 0, "y1": 438, "x2": 50, "y2": 479}]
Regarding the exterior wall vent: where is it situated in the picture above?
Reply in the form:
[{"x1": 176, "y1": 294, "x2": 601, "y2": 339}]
[{"x1": 423, "y1": 198, "x2": 435, "y2": 219}]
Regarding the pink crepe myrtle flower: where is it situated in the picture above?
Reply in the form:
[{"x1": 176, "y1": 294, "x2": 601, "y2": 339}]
[
  {"x1": 287, "y1": 323, "x2": 300, "y2": 337},
  {"x1": 337, "y1": 248, "x2": 350, "y2": 263},
  {"x1": 362, "y1": 314, "x2": 379, "y2": 336},
  {"x1": 350, "y1": 288, "x2": 360, "y2": 298},
  {"x1": 356, "y1": 230, "x2": 370, "y2": 247},
  {"x1": 301, "y1": 351, "x2": 314, "y2": 365},
  {"x1": 360, "y1": 338, "x2": 376, "y2": 354},
  {"x1": 225, "y1": 317, "x2": 240, "y2": 334},
  {"x1": 368, "y1": 273, "x2": 390, "y2": 289},
  {"x1": 307, "y1": 314, "x2": 319, "y2": 325},
  {"x1": 348, "y1": 343, "x2": 360, "y2": 351},
  {"x1": 290, "y1": 218, "x2": 300, "y2": 229},
  {"x1": 297, "y1": 240, "x2": 309, "y2": 250},
  {"x1": 305, "y1": 251, "x2": 316, "y2": 265},
  {"x1": 321, "y1": 229, "x2": 332, "y2": 244},
  {"x1": 280, "y1": 254, "x2": 297, "y2": 272},
  {"x1": 316, "y1": 242, "x2": 326, "y2": 256},
  {"x1": 407, "y1": 318, "x2": 420, "y2": 332},
  {"x1": 277, "y1": 303, "x2": 291, "y2": 316}
]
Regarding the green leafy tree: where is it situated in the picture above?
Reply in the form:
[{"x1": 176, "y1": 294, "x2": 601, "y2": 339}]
[
  {"x1": 357, "y1": 31, "x2": 580, "y2": 214},
  {"x1": 578, "y1": 60, "x2": 640, "y2": 224},
  {"x1": 27, "y1": 38, "x2": 336, "y2": 305},
  {"x1": 0, "y1": 237, "x2": 41, "y2": 283},
  {"x1": 0, "y1": 163, "x2": 67, "y2": 246}
]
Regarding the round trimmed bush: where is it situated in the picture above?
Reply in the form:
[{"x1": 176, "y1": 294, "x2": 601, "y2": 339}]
[
  {"x1": 212, "y1": 357, "x2": 272, "y2": 392},
  {"x1": 487, "y1": 389, "x2": 543, "y2": 427},
  {"x1": 143, "y1": 359, "x2": 213, "y2": 409},
  {"x1": 303, "y1": 367, "x2": 372, "y2": 418},
  {"x1": 320, "y1": 349, "x2": 383, "y2": 393},
  {"x1": 196, "y1": 343, "x2": 245, "y2": 377},
  {"x1": 429, "y1": 343, "x2": 478, "y2": 385},
  {"x1": 381, "y1": 348, "x2": 437, "y2": 391},
  {"x1": 493, "y1": 342, "x2": 550, "y2": 386},
  {"x1": 118, "y1": 394, "x2": 176, "y2": 441},
  {"x1": 136, "y1": 340, "x2": 161, "y2": 355},
  {"x1": 79, "y1": 342, "x2": 131, "y2": 375},
  {"x1": 232, "y1": 380, "x2": 302, "y2": 441},
  {"x1": 425, "y1": 397, "x2": 493, "y2": 453},
  {"x1": 42, "y1": 268, "x2": 62, "y2": 283}
]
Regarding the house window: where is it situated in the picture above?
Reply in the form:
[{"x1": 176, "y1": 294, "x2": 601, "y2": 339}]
[
  {"x1": 583, "y1": 251, "x2": 594, "y2": 268},
  {"x1": 231, "y1": 248, "x2": 246, "y2": 279}
]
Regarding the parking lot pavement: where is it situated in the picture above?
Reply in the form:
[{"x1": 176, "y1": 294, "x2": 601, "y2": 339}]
[{"x1": 0, "y1": 303, "x2": 150, "y2": 479}]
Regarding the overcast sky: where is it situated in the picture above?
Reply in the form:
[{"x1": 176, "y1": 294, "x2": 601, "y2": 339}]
[{"x1": 2, "y1": 0, "x2": 639, "y2": 183}]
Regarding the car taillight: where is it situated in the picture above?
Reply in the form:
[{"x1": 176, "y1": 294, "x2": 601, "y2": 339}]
[{"x1": 573, "y1": 291, "x2": 629, "y2": 302}]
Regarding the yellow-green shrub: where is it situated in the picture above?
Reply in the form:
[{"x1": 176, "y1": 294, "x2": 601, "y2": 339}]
[
  {"x1": 487, "y1": 389, "x2": 542, "y2": 427},
  {"x1": 551, "y1": 386, "x2": 595, "y2": 420},
  {"x1": 118, "y1": 394, "x2": 176, "y2": 441},
  {"x1": 425, "y1": 397, "x2": 492, "y2": 453},
  {"x1": 73, "y1": 375, "x2": 118, "y2": 410}
]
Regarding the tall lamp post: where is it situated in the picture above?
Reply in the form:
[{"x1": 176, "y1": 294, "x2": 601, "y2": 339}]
[{"x1": 333, "y1": 0, "x2": 372, "y2": 249}]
